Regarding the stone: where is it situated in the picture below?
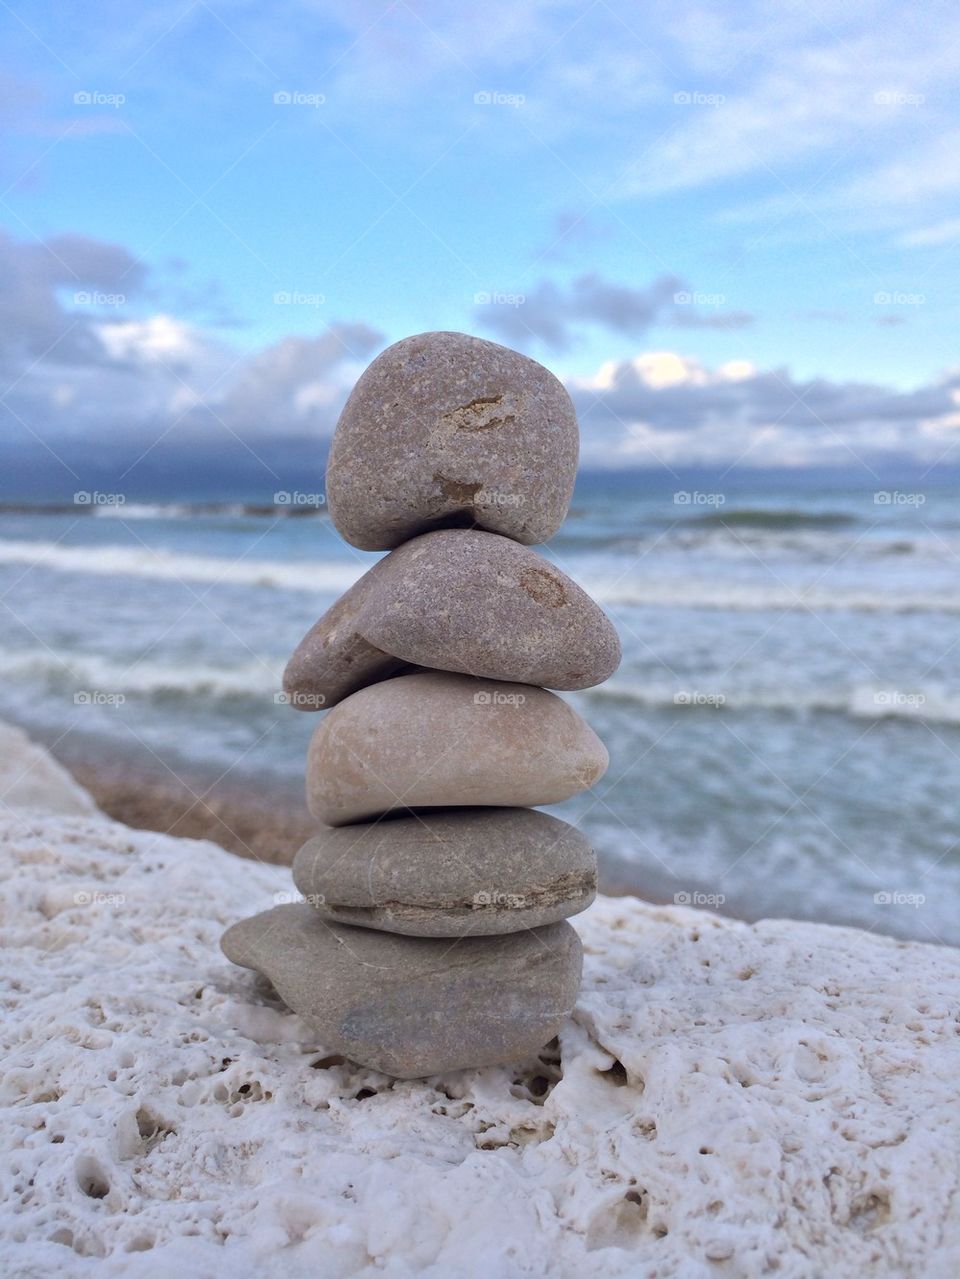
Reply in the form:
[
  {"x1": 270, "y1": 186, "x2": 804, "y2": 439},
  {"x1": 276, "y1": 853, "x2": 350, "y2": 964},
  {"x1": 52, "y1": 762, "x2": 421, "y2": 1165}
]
[
  {"x1": 358, "y1": 529, "x2": 620, "y2": 690},
  {"x1": 292, "y1": 807, "x2": 597, "y2": 936},
  {"x1": 283, "y1": 528, "x2": 621, "y2": 709},
  {"x1": 305, "y1": 671, "x2": 609, "y2": 825},
  {"x1": 220, "y1": 904, "x2": 583, "y2": 1077},
  {"x1": 325, "y1": 331, "x2": 578, "y2": 550},
  {"x1": 281, "y1": 554, "x2": 407, "y2": 711}
]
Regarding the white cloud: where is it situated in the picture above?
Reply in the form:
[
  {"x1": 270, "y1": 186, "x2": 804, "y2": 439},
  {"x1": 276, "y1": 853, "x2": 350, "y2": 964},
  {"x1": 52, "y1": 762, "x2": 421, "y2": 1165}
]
[{"x1": 899, "y1": 218, "x2": 960, "y2": 247}]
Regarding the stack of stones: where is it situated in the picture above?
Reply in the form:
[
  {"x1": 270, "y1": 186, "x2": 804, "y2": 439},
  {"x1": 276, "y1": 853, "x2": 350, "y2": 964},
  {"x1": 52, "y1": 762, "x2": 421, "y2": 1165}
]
[{"x1": 222, "y1": 331, "x2": 621, "y2": 1078}]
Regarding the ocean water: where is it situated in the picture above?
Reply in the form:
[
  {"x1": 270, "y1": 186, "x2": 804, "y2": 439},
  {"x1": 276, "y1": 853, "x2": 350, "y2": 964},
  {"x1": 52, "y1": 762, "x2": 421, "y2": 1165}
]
[{"x1": 1, "y1": 474, "x2": 957, "y2": 944}]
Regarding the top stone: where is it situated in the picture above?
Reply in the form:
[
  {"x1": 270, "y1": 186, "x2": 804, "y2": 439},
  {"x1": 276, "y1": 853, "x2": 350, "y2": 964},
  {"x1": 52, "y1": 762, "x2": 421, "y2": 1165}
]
[{"x1": 325, "y1": 331, "x2": 579, "y2": 549}]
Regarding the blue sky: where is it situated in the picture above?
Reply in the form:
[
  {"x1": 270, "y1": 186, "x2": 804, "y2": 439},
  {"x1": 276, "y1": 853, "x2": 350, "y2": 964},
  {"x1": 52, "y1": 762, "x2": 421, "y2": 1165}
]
[{"x1": 3, "y1": 0, "x2": 960, "y2": 482}]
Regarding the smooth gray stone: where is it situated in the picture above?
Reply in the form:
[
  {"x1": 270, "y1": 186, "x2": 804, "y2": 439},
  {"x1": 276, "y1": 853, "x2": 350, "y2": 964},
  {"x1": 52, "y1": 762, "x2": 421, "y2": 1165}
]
[
  {"x1": 221, "y1": 905, "x2": 583, "y2": 1077},
  {"x1": 325, "y1": 331, "x2": 578, "y2": 550},
  {"x1": 283, "y1": 529, "x2": 621, "y2": 710},
  {"x1": 292, "y1": 808, "x2": 597, "y2": 936},
  {"x1": 305, "y1": 671, "x2": 609, "y2": 825}
]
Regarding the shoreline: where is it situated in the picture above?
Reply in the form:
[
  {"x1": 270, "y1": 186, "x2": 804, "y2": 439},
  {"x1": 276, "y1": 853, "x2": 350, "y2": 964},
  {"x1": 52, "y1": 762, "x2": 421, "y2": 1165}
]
[
  {"x1": 34, "y1": 724, "x2": 680, "y2": 902},
  {"x1": 7, "y1": 716, "x2": 943, "y2": 940}
]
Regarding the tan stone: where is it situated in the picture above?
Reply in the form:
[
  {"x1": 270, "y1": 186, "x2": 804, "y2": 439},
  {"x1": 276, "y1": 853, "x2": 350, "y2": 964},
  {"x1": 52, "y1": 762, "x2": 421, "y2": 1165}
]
[{"x1": 306, "y1": 671, "x2": 609, "y2": 825}]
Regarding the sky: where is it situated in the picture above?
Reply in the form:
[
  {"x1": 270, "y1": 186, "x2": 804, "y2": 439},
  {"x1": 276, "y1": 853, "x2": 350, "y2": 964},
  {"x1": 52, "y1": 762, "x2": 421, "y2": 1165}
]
[{"x1": 3, "y1": 0, "x2": 960, "y2": 493}]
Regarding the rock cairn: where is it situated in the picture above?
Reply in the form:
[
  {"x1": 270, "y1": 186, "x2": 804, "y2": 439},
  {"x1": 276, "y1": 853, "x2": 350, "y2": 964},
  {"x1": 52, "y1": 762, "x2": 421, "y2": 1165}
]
[{"x1": 222, "y1": 331, "x2": 621, "y2": 1078}]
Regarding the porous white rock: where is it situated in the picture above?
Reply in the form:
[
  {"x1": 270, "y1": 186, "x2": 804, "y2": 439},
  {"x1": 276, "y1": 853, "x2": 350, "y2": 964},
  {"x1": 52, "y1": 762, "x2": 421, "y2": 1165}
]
[{"x1": 2, "y1": 743, "x2": 960, "y2": 1276}]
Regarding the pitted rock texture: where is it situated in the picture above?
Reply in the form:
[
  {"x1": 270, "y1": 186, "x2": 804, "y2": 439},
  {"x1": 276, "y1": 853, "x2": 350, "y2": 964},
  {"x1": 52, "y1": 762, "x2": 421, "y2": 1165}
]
[
  {"x1": 2, "y1": 763, "x2": 959, "y2": 1276},
  {"x1": 283, "y1": 529, "x2": 621, "y2": 709},
  {"x1": 325, "y1": 331, "x2": 578, "y2": 550},
  {"x1": 305, "y1": 671, "x2": 609, "y2": 825},
  {"x1": 221, "y1": 905, "x2": 582, "y2": 1077},
  {"x1": 292, "y1": 807, "x2": 597, "y2": 936}
]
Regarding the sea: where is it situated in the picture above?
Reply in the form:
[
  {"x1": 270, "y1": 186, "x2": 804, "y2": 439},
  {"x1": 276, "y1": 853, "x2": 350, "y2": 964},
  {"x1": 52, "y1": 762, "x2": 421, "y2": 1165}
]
[{"x1": 1, "y1": 471, "x2": 957, "y2": 945}]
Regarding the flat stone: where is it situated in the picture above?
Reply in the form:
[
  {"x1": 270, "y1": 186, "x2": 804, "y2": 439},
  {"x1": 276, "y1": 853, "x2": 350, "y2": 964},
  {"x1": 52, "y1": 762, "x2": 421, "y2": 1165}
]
[
  {"x1": 292, "y1": 808, "x2": 597, "y2": 936},
  {"x1": 305, "y1": 671, "x2": 609, "y2": 825},
  {"x1": 325, "y1": 331, "x2": 579, "y2": 550},
  {"x1": 221, "y1": 904, "x2": 582, "y2": 1077},
  {"x1": 283, "y1": 529, "x2": 621, "y2": 709}
]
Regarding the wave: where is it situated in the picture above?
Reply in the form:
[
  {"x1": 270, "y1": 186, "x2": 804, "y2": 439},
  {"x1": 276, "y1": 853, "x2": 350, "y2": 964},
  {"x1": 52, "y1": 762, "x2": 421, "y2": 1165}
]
[
  {"x1": 0, "y1": 538, "x2": 957, "y2": 614},
  {"x1": 0, "y1": 540, "x2": 364, "y2": 593},
  {"x1": 588, "y1": 578, "x2": 960, "y2": 614},
  {"x1": 690, "y1": 508, "x2": 857, "y2": 530},
  {"x1": 0, "y1": 648, "x2": 284, "y2": 701},
  {"x1": 0, "y1": 501, "x2": 327, "y2": 520},
  {"x1": 583, "y1": 681, "x2": 960, "y2": 725},
  {"x1": 3, "y1": 642, "x2": 959, "y2": 728}
]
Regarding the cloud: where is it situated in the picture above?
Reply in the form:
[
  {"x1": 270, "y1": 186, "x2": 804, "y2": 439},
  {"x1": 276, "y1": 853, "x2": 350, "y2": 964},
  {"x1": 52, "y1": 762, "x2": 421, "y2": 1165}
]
[
  {"x1": 899, "y1": 217, "x2": 960, "y2": 248},
  {"x1": 0, "y1": 227, "x2": 384, "y2": 483},
  {"x1": 3, "y1": 221, "x2": 958, "y2": 486},
  {"x1": 0, "y1": 229, "x2": 147, "y2": 370},
  {"x1": 571, "y1": 351, "x2": 960, "y2": 468},
  {"x1": 475, "y1": 272, "x2": 753, "y2": 350}
]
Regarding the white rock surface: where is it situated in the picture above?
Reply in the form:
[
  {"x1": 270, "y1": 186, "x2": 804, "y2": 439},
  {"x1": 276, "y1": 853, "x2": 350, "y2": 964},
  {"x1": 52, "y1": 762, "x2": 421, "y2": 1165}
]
[
  {"x1": 0, "y1": 721, "x2": 97, "y2": 818},
  {"x1": 1, "y1": 739, "x2": 960, "y2": 1276}
]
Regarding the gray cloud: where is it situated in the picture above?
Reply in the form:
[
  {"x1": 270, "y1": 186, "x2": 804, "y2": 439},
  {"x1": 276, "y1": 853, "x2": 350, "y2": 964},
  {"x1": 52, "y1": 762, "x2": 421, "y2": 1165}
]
[
  {"x1": 0, "y1": 228, "x2": 384, "y2": 485},
  {"x1": 572, "y1": 356, "x2": 960, "y2": 468},
  {"x1": 475, "y1": 272, "x2": 754, "y2": 350},
  {"x1": 2, "y1": 227, "x2": 956, "y2": 483},
  {"x1": 0, "y1": 228, "x2": 147, "y2": 370}
]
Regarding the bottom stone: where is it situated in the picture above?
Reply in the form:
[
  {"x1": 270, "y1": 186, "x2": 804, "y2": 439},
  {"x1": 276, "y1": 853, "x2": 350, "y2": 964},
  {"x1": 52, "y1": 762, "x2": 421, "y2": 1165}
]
[{"x1": 221, "y1": 904, "x2": 583, "y2": 1078}]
